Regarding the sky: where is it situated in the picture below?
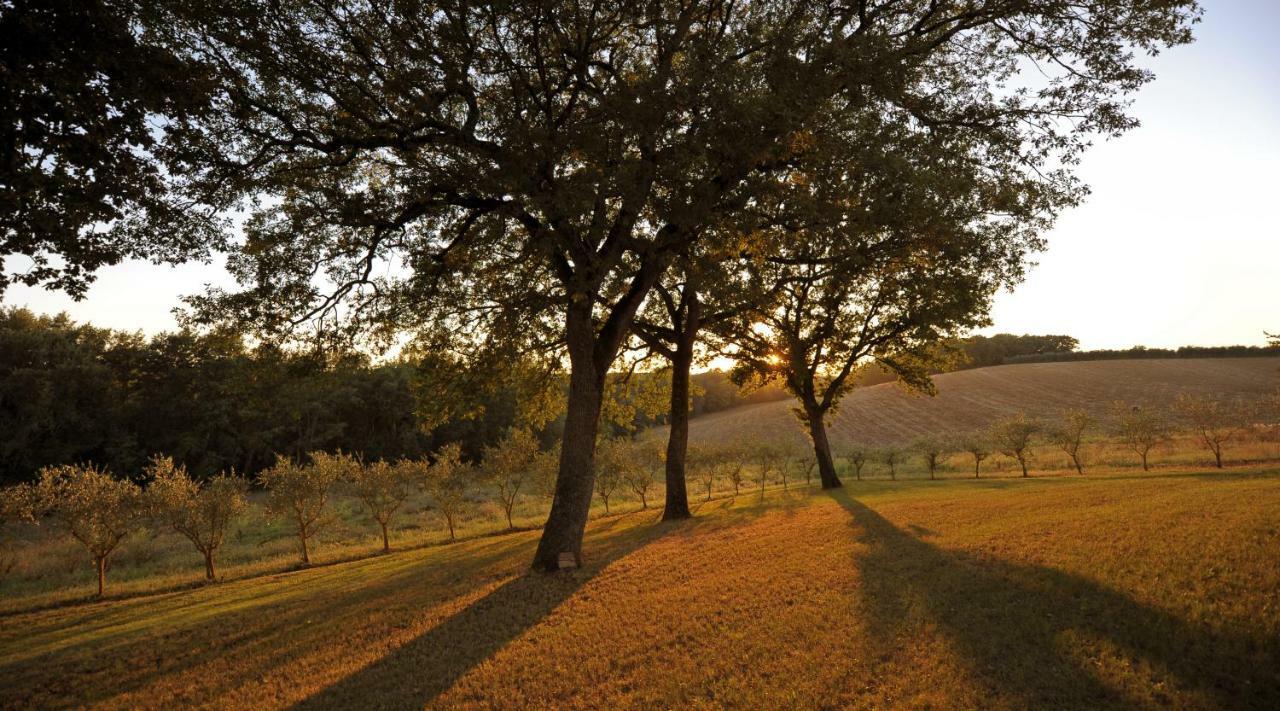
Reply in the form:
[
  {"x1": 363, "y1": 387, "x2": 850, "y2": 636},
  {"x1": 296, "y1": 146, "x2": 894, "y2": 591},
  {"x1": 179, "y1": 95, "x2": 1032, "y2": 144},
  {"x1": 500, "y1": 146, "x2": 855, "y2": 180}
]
[{"x1": 3, "y1": 1, "x2": 1278, "y2": 351}]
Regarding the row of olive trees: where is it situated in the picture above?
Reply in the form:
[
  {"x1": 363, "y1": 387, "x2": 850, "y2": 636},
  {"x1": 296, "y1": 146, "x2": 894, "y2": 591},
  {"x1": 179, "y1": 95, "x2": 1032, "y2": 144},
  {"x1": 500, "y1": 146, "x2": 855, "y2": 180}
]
[
  {"x1": 837, "y1": 393, "x2": 1265, "y2": 481},
  {"x1": 0, "y1": 427, "x2": 567, "y2": 595}
]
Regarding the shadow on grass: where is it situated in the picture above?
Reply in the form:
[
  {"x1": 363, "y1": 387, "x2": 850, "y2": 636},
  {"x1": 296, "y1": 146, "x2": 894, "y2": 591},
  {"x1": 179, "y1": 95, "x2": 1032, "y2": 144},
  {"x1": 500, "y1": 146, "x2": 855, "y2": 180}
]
[
  {"x1": 288, "y1": 516, "x2": 684, "y2": 710},
  {"x1": 830, "y1": 491, "x2": 1280, "y2": 708}
]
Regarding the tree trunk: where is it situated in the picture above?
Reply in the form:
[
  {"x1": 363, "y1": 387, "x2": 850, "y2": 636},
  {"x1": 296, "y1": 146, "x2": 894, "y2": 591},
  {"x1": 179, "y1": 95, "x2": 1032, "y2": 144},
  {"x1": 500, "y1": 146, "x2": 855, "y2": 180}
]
[
  {"x1": 95, "y1": 556, "x2": 106, "y2": 596},
  {"x1": 1141, "y1": 451, "x2": 1150, "y2": 471},
  {"x1": 204, "y1": 550, "x2": 216, "y2": 580},
  {"x1": 446, "y1": 515, "x2": 455, "y2": 541},
  {"x1": 1213, "y1": 445, "x2": 1223, "y2": 468},
  {"x1": 1019, "y1": 456, "x2": 1029, "y2": 478},
  {"x1": 661, "y1": 297, "x2": 698, "y2": 521},
  {"x1": 299, "y1": 529, "x2": 310, "y2": 565},
  {"x1": 380, "y1": 522, "x2": 390, "y2": 552},
  {"x1": 532, "y1": 303, "x2": 613, "y2": 571},
  {"x1": 974, "y1": 458, "x2": 980, "y2": 478},
  {"x1": 804, "y1": 406, "x2": 843, "y2": 489}
]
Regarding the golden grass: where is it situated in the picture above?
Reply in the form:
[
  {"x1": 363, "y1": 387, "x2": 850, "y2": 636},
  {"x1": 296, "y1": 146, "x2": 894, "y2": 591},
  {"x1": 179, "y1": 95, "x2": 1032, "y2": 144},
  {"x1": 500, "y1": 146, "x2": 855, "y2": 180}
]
[
  {"x1": 3, "y1": 467, "x2": 1278, "y2": 709},
  {"x1": 686, "y1": 357, "x2": 1280, "y2": 447}
]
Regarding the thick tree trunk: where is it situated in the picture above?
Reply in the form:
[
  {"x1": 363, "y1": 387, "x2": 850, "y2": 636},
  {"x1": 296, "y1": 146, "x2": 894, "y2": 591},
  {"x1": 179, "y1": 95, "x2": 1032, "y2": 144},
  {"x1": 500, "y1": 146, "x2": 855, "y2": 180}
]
[
  {"x1": 804, "y1": 406, "x2": 843, "y2": 489},
  {"x1": 662, "y1": 331, "x2": 695, "y2": 520},
  {"x1": 533, "y1": 305, "x2": 607, "y2": 572}
]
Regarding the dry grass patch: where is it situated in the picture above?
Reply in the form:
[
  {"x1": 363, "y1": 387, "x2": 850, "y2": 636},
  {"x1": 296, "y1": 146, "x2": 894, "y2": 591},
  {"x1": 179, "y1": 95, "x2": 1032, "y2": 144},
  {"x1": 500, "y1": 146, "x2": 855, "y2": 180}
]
[{"x1": 2, "y1": 469, "x2": 1278, "y2": 709}]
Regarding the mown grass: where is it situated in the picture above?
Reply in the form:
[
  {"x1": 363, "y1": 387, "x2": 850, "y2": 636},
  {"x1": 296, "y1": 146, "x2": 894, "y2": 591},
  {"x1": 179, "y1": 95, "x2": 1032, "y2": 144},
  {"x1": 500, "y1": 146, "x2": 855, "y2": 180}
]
[{"x1": 2, "y1": 467, "x2": 1277, "y2": 709}]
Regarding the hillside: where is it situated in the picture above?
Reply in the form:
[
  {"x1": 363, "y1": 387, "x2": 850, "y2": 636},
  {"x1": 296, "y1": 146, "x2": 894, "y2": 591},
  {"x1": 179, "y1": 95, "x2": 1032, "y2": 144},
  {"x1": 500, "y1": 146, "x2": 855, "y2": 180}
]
[
  {"x1": 3, "y1": 470, "x2": 1278, "y2": 708},
  {"x1": 684, "y1": 357, "x2": 1280, "y2": 448}
]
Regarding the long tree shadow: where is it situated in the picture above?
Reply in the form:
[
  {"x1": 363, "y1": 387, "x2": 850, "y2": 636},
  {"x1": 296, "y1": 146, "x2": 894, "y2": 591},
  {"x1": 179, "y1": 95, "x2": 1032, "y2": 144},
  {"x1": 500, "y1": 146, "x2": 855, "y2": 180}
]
[
  {"x1": 288, "y1": 517, "x2": 683, "y2": 710},
  {"x1": 830, "y1": 491, "x2": 1280, "y2": 708}
]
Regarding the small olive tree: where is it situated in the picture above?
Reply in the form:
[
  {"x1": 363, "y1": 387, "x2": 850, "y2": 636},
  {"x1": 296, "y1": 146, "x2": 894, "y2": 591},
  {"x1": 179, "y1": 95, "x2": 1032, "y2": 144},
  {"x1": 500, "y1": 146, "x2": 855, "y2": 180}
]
[
  {"x1": 594, "y1": 437, "x2": 628, "y2": 515},
  {"x1": 1051, "y1": 409, "x2": 1094, "y2": 474},
  {"x1": 956, "y1": 433, "x2": 991, "y2": 479},
  {"x1": 754, "y1": 441, "x2": 782, "y2": 499},
  {"x1": 881, "y1": 447, "x2": 902, "y2": 481},
  {"x1": 0, "y1": 484, "x2": 37, "y2": 582},
  {"x1": 990, "y1": 414, "x2": 1041, "y2": 478},
  {"x1": 146, "y1": 456, "x2": 248, "y2": 580},
  {"x1": 530, "y1": 446, "x2": 560, "y2": 504},
  {"x1": 725, "y1": 448, "x2": 747, "y2": 497},
  {"x1": 421, "y1": 443, "x2": 470, "y2": 541},
  {"x1": 1174, "y1": 393, "x2": 1250, "y2": 469},
  {"x1": 688, "y1": 445, "x2": 717, "y2": 502},
  {"x1": 259, "y1": 453, "x2": 347, "y2": 565},
  {"x1": 912, "y1": 436, "x2": 948, "y2": 480},
  {"x1": 1111, "y1": 403, "x2": 1169, "y2": 472},
  {"x1": 35, "y1": 463, "x2": 142, "y2": 596},
  {"x1": 842, "y1": 447, "x2": 868, "y2": 481},
  {"x1": 484, "y1": 428, "x2": 539, "y2": 529},
  {"x1": 348, "y1": 459, "x2": 416, "y2": 551},
  {"x1": 623, "y1": 441, "x2": 658, "y2": 510}
]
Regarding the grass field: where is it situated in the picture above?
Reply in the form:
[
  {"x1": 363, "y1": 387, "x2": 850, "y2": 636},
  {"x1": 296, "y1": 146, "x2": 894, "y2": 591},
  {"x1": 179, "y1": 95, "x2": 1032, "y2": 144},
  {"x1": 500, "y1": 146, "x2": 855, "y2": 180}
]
[
  {"x1": 686, "y1": 357, "x2": 1280, "y2": 448},
  {"x1": 3, "y1": 467, "x2": 1278, "y2": 709}
]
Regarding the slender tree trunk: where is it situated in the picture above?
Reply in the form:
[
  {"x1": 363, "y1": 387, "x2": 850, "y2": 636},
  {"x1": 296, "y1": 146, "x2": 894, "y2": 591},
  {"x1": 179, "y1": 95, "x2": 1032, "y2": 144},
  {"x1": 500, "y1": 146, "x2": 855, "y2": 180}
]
[
  {"x1": 1141, "y1": 451, "x2": 1150, "y2": 471},
  {"x1": 1213, "y1": 445, "x2": 1223, "y2": 468},
  {"x1": 95, "y1": 556, "x2": 106, "y2": 596},
  {"x1": 804, "y1": 406, "x2": 843, "y2": 488},
  {"x1": 1019, "y1": 456, "x2": 1029, "y2": 478},
  {"x1": 505, "y1": 503, "x2": 515, "y2": 530},
  {"x1": 661, "y1": 298, "x2": 699, "y2": 521},
  {"x1": 380, "y1": 522, "x2": 390, "y2": 552},
  {"x1": 446, "y1": 514, "x2": 455, "y2": 541},
  {"x1": 204, "y1": 550, "x2": 216, "y2": 580},
  {"x1": 974, "y1": 458, "x2": 980, "y2": 478},
  {"x1": 533, "y1": 304, "x2": 609, "y2": 572},
  {"x1": 299, "y1": 529, "x2": 310, "y2": 565}
]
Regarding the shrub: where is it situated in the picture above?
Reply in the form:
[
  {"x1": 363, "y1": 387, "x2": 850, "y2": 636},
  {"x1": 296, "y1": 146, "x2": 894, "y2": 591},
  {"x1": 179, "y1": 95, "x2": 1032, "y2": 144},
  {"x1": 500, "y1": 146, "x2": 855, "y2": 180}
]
[
  {"x1": 348, "y1": 459, "x2": 416, "y2": 551},
  {"x1": 146, "y1": 456, "x2": 248, "y2": 580},
  {"x1": 34, "y1": 463, "x2": 142, "y2": 596},
  {"x1": 259, "y1": 453, "x2": 347, "y2": 565}
]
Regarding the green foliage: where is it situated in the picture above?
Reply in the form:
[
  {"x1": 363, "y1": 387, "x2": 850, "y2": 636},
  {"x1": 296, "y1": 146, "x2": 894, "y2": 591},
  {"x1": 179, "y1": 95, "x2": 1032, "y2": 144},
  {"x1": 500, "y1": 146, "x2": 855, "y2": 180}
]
[
  {"x1": 34, "y1": 463, "x2": 142, "y2": 594},
  {"x1": 0, "y1": 0, "x2": 218, "y2": 296}
]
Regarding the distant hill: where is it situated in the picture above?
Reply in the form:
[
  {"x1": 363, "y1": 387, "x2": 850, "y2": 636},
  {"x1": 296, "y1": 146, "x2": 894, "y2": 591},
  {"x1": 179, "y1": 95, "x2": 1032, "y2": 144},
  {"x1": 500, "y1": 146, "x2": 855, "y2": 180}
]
[{"x1": 680, "y1": 357, "x2": 1280, "y2": 448}]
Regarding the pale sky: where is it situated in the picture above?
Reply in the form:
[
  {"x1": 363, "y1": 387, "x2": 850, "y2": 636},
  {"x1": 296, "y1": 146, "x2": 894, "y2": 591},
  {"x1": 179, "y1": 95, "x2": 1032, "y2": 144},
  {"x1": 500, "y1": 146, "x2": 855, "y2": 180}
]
[{"x1": 4, "y1": 1, "x2": 1278, "y2": 350}]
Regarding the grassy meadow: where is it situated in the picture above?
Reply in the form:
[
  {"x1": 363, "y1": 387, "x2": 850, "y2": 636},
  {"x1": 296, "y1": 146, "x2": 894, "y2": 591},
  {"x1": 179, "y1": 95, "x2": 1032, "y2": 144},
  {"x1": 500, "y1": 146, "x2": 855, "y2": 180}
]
[{"x1": 2, "y1": 466, "x2": 1278, "y2": 709}]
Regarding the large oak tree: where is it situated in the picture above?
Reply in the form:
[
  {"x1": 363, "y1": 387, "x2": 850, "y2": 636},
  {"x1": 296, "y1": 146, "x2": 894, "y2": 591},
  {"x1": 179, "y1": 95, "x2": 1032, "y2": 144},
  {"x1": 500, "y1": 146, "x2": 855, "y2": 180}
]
[{"x1": 51, "y1": 0, "x2": 1198, "y2": 570}]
